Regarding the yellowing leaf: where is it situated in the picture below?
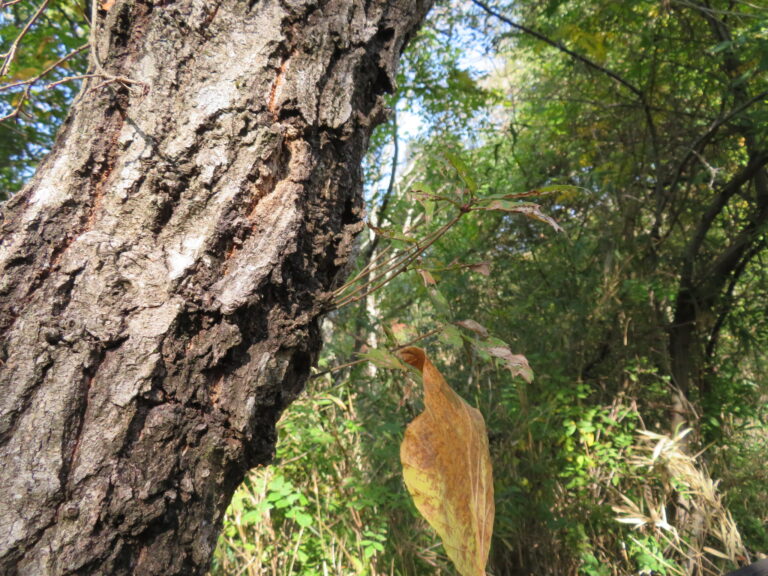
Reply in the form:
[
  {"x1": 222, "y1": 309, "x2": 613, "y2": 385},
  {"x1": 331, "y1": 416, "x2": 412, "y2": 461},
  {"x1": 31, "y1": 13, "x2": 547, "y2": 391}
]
[{"x1": 399, "y1": 347, "x2": 494, "y2": 576}]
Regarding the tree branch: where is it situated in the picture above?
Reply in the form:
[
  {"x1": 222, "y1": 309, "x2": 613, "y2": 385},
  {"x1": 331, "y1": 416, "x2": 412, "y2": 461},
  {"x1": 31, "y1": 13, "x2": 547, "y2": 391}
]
[
  {"x1": 0, "y1": 0, "x2": 50, "y2": 78},
  {"x1": 705, "y1": 239, "x2": 765, "y2": 361},
  {"x1": 0, "y1": 43, "x2": 89, "y2": 123},
  {"x1": 469, "y1": 0, "x2": 643, "y2": 99},
  {"x1": 470, "y1": 0, "x2": 665, "y2": 227},
  {"x1": 665, "y1": 89, "x2": 768, "y2": 204},
  {"x1": 682, "y1": 151, "x2": 768, "y2": 282},
  {"x1": 363, "y1": 109, "x2": 399, "y2": 262}
]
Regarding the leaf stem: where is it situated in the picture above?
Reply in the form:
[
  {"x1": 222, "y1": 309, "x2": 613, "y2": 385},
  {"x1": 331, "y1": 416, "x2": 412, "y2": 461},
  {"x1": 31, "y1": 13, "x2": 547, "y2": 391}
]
[
  {"x1": 310, "y1": 328, "x2": 442, "y2": 381},
  {"x1": 330, "y1": 211, "x2": 464, "y2": 311}
]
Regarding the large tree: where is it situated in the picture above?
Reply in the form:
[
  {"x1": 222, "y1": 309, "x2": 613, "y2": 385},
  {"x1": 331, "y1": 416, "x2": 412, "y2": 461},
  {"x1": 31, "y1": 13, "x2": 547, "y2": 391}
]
[{"x1": 0, "y1": 0, "x2": 431, "y2": 573}]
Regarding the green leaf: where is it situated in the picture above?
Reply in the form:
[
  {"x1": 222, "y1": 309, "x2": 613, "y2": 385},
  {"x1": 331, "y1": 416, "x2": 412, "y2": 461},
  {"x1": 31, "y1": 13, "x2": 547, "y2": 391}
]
[
  {"x1": 439, "y1": 324, "x2": 464, "y2": 349},
  {"x1": 428, "y1": 286, "x2": 452, "y2": 319},
  {"x1": 357, "y1": 348, "x2": 407, "y2": 370},
  {"x1": 286, "y1": 509, "x2": 314, "y2": 528},
  {"x1": 445, "y1": 150, "x2": 478, "y2": 193}
]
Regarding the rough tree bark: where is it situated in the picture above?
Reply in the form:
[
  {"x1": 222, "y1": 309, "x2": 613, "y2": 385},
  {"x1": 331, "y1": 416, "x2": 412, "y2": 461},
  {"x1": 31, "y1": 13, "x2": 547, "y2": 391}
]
[{"x1": 0, "y1": 0, "x2": 431, "y2": 573}]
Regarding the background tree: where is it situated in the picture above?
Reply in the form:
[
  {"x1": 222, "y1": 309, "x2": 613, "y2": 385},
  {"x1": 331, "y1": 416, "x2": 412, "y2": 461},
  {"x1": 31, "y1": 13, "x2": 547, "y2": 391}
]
[{"x1": 0, "y1": 0, "x2": 431, "y2": 574}]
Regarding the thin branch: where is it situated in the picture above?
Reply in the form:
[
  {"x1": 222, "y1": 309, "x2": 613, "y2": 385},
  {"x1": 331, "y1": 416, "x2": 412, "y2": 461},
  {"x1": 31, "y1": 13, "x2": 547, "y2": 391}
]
[
  {"x1": 0, "y1": 42, "x2": 88, "y2": 92},
  {"x1": 46, "y1": 71, "x2": 144, "y2": 91},
  {"x1": 88, "y1": 0, "x2": 104, "y2": 69},
  {"x1": 705, "y1": 239, "x2": 765, "y2": 360},
  {"x1": 310, "y1": 328, "x2": 442, "y2": 380},
  {"x1": 0, "y1": 43, "x2": 89, "y2": 123},
  {"x1": 470, "y1": 0, "x2": 666, "y2": 238},
  {"x1": 333, "y1": 219, "x2": 444, "y2": 299},
  {"x1": 0, "y1": 49, "x2": 147, "y2": 124},
  {"x1": 74, "y1": 0, "x2": 145, "y2": 97},
  {"x1": 0, "y1": 85, "x2": 30, "y2": 122},
  {"x1": 654, "y1": 1, "x2": 767, "y2": 245},
  {"x1": 334, "y1": 244, "x2": 394, "y2": 293},
  {"x1": 330, "y1": 211, "x2": 464, "y2": 311},
  {"x1": 666, "y1": 89, "x2": 768, "y2": 199},
  {"x1": 682, "y1": 151, "x2": 768, "y2": 281},
  {"x1": 469, "y1": 0, "x2": 643, "y2": 99},
  {"x1": 672, "y1": 0, "x2": 767, "y2": 19},
  {"x1": 0, "y1": 0, "x2": 50, "y2": 78},
  {"x1": 363, "y1": 110, "x2": 399, "y2": 261}
]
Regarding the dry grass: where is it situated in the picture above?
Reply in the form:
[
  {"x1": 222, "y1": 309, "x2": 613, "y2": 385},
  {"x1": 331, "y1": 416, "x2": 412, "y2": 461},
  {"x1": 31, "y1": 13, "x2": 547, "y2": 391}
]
[{"x1": 612, "y1": 428, "x2": 748, "y2": 576}]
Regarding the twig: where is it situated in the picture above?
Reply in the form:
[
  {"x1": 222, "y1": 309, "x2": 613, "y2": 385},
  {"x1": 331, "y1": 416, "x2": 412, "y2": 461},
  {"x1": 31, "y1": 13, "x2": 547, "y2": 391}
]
[
  {"x1": 333, "y1": 198, "x2": 469, "y2": 304},
  {"x1": 470, "y1": 0, "x2": 643, "y2": 98},
  {"x1": 332, "y1": 232, "x2": 427, "y2": 300},
  {"x1": 665, "y1": 89, "x2": 768, "y2": 202},
  {"x1": 0, "y1": 85, "x2": 30, "y2": 122},
  {"x1": 470, "y1": 0, "x2": 666, "y2": 220},
  {"x1": 333, "y1": 244, "x2": 394, "y2": 295},
  {"x1": 73, "y1": 0, "x2": 146, "y2": 97},
  {"x1": 0, "y1": 43, "x2": 89, "y2": 93},
  {"x1": 0, "y1": 43, "x2": 90, "y2": 123},
  {"x1": 330, "y1": 211, "x2": 463, "y2": 311},
  {"x1": 0, "y1": 0, "x2": 50, "y2": 78},
  {"x1": 310, "y1": 328, "x2": 442, "y2": 380},
  {"x1": 364, "y1": 110, "x2": 400, "y2": 260}
]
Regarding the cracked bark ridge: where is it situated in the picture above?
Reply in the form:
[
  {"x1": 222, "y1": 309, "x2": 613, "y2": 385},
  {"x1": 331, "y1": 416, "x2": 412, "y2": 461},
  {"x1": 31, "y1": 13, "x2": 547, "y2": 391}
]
[{"x1": 0, "y1": 0, "x2": 432, "y2": 573}]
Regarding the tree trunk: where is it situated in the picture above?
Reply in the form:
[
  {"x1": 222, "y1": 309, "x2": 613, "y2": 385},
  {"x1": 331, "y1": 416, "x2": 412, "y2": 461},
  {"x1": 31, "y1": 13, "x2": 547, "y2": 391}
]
[{"x1": 0, "y1": 0, "x2": 430, "y2": 573}]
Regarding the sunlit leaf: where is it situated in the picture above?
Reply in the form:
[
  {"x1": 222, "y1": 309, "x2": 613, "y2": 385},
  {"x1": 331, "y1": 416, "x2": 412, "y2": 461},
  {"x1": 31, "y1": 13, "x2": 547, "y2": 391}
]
[{"x1": 399, "y1": 347, "x2": 494, "y2": 576}]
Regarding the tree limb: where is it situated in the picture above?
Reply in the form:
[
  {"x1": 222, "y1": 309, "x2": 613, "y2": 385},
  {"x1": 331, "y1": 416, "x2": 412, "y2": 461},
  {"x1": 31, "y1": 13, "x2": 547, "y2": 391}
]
[
  {"x1": 0, "y1": 0, "x2": 50, "y2": 78},
  {"x1": 469, "y1": 0, "x2": 643, "y2": 98}
]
